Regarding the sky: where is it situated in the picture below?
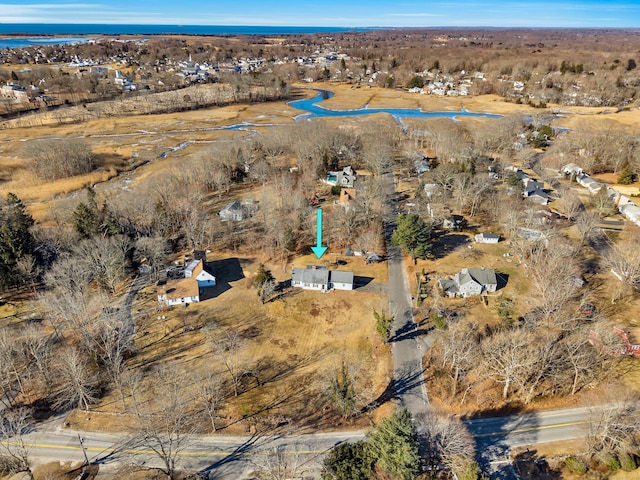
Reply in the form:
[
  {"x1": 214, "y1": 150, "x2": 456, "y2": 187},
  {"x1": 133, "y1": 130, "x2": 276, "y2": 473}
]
[{"x1": 1, "y1": 0, "x2": 640, "y2": 28}]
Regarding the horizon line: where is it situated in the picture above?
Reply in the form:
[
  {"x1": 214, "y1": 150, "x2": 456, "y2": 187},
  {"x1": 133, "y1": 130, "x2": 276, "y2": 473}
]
[{"x1": 2, "y1": 23, "x2": 640, "y2": 30}]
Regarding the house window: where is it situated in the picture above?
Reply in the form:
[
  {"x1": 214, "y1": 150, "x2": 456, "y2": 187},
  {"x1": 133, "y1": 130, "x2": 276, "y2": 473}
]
[{"x1": 304, "y1": 283, "x2": 309, "y2": 287}]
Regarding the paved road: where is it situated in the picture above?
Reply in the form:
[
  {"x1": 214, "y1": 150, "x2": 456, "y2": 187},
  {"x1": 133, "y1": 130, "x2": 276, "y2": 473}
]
[
  {"x1": 381, "y1": 171, "x2": 430, "y2": 416},
  {"x1": 20, "y1": 419, "x2": 366, "y2": 478},
  {"x1": 465, "y1": 406, "x2": 594, "y2": 479},
  {"x1": 14, "y1": 405, "x2": 597, "y2": 479}
]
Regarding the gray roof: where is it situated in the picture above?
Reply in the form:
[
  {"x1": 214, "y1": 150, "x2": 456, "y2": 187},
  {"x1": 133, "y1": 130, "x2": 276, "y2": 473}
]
[
  {"x1": 463, "y1": 267, "x2": 497, "y2": 287},
  {"x1": 292, "y1": 266, "x2": 329, "y2": 285},
  {"x1": 478, "y1": 233, "x2": 500, "y2": 240},
  {"x1": 330, "y1": 270, "x2": 354, "y2": 285}
]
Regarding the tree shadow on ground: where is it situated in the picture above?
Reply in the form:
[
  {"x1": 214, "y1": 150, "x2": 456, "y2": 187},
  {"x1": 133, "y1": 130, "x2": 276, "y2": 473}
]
[
  {"x1": 362, "y1": 362, "x2": 427, "y2": 412},
  {"x1": 388, "y1": 318, "x2": 430, "y2": 343},
  {"x1": 513, "y1": 449, "x2": 562, "y2": 480},
  {"x1": 430, "y1": 233, "x2": 471, "y2": 260},
  {"x1": 199, "y1": 433, "x2": 266, "y2": 479}
]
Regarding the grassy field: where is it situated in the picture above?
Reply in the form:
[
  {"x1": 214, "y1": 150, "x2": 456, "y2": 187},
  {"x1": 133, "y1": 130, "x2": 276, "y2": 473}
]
[{"x1": 64, "y1": 250, "x2": 391, "y2": 434}]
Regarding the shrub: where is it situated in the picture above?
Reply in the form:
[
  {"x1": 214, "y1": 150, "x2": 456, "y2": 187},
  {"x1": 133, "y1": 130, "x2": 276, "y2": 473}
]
[
  {"x1": 565, "y1": 456, "x2": 587, "y2": 474},
  {"x1": 431, "y1": 312, "x2": 447, "y2": 330},
  {"x1": 619, "y1": 453, "x2": 639, "y2": 472},
  {"x1": 331, "y1": 185, "x2": 342, "y2": 195},
  {"x1": 599, "y1": 452, "x2": 620, "y2": 471}
]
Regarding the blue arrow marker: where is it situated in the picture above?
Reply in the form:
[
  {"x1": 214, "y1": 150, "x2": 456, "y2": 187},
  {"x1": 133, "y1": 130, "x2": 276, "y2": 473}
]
[{"x1": 311, "y1": 208, "x2": 328, "y2": 259}]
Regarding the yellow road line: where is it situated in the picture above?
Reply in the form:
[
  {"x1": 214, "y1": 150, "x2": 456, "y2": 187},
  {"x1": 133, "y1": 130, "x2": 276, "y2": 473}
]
[
  {"x1": 1, "y1": 440, "x2": 322, "y2": 457},
  {"x1": 474, "y1": 420, "x2": 590, "y2": 438}
]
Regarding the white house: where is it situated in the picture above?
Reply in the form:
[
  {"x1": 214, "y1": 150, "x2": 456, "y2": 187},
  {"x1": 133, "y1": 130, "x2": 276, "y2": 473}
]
[
  {"x1": 619, "y1": 203, "x2": 640, "y2": 227},
  {"x1": 439, "y1": 267, "x2": 498, "y2": 298},
  {"x1": 291, "y1": 265, "x2": 354, "y2": 291},
  {"x1": 475, "y1": 233, "x2": 500, "y2": 244},
  {"x1": 577, "y1": 174, "x2": 603, "y2": 193},
  {"x1": 324, "y1": 166, "x2": 356, "y2": 188},
  {"x1": 157, "y1": 259, "x2": 216, "y2": 306},
  {"x1": 561, "y1": 163, "x2": 583, "y2": 177},
  {"x1": 219, "y1": 201, "x2": 250, "y2": 221},
  {"x1": 330, "y1": 270, "x2": 355, "y2": 290}
]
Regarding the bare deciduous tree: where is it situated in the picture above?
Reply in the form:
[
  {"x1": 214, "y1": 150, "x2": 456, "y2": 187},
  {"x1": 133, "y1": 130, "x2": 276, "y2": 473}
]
[
  {"x1": 133, "y1": 365, "x2": 194, "y2": 480},
  {"x1": 206, "y1": 329, "x2": 249, "y2": 397},
  {"x1": 416, "y1": 410, "x2": 476, "y2": 477},
  {"x1": 52, "y1": 346, "x2": 98, "y2": 411},
  {"x1": 0, "y1": 407, "x2": 34, "y2": 479},
  {"x1": 191, "y1": 369, "x2": 225, "y2": 433},
  {"x1": 251, "y1": 444, "x2": 310, "y2": 480},
  {"x1": 23, "y1": 138, "x2": 94, "y2": 181},
  {"x1": 585, "y1": 394, "x2": 640, "y2": 458},
  {"x1": 438, "y1": 321, "x2": 479, "y2": 400}
]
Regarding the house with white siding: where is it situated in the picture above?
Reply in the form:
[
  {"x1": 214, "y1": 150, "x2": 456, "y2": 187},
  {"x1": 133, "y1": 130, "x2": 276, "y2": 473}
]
[
  {"x1": 157, "y1": 259, "x2": 216, "y2": 306},
  {"x1": 291, "y1": 265, "x2": 354, "y2": 291},
  {"x1": 439, "y1": 267, "x2": 498, "y2": 298},
  {"x1": 475, "y1": 233, "x2": 500, "y2": 244}
]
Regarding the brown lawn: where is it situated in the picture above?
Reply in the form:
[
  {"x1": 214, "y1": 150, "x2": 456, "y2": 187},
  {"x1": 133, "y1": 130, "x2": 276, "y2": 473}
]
[{"x1": 66, "y1": 251, "x2": 391, "y2": 435}]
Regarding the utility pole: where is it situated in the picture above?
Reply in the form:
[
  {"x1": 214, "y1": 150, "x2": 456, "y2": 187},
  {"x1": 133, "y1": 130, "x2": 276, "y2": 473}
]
[{"x1": 78, "y1": 434, "x2": 89, "y2": 465}]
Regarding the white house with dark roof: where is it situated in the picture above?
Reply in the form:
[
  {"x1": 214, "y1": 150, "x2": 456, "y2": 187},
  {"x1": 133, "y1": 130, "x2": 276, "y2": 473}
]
[
  {"x1": 157, "y1": 259, "x2": 216, "y2": 306},
  {"x1": 439, "y1": 267, "x2": 498, "y2": 298},
  {"x1": 475, "y1": 233, "x2": 500, "y2": 244},
  {"x1": 291, "y1": 265, "x2": 354, "y2": 291}
]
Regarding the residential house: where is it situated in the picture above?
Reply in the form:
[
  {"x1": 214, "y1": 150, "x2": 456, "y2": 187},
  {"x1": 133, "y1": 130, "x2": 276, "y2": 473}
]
[
  {"x1": 475, "y1": 233, "x2": 500, "y2": 244},
  {"x1": 561, "y1": 163, "x2": 583, "y2": 177},
  {"x1": 219, "y1": 201, "x2": 249, "y2": 221},
  {"x1": 325, "y1": 166, "x2": 356, "y2": 188},
  {"x1": 291, "y1": 265, "x2": 354, "y2": 291},
  {"x1": 439, "y1": 267, "x2": 498, "y2": 298},
  {"x1": 157, "y1": 258, "x2": 216, "y2": 306},
  {"x1": 619, "y1": 203, "x2": 640, "y2": 227},
  {"x1": 442, "y1": 215, "x2": 465, "y2": 230},
  {"x1": 527, "y1": 189, "x2": 550, "y2": 205},
  {"x1": 577, "y1": 174, "x2": 603, "y2": 193},
  {"x1": 0, "y1": 82, "x2": 29, "y2": 101}
]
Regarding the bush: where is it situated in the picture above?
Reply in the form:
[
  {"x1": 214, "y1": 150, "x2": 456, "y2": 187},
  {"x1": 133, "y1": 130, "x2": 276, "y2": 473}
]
[
  {"x1": 617, "y1": 165, "x2": 636, "y2": 185},
  {"x1": 565, "y1": 456, "x2": 587, "y2": 474},
  {"x1": 619, "y1": 453, "x2": 639, "y2": 471},
  {"x1": 331, "y1": 185, "x2": 342, "y2": 195},
  {"x1": 431, "y1": 312, "x2": 447, "y2": 330},
  {"x1": 599, "y1": 452, "x2": 620, "y2": 471}
]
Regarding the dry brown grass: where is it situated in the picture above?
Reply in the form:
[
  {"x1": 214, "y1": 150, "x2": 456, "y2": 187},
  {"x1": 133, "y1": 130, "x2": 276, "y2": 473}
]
[{"x1": 68, "y1": 251, "x2": 391, "y2": 434}]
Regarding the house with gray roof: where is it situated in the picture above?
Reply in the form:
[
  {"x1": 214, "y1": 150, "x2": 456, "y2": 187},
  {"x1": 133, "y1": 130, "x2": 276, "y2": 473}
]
[
  {"x1": 324, "y1": 166, "x2": 356, "y2": 188},
  {"x1": 475, "y1": 233, "x2": 500, "y2": 244},
  {"x1": 439, "y1": 267, "x2": 498, "y2": 298},
  {"x1": 219, "y1": 201, "x2": 250, "y2": 221},
  {"x1": 576, "y1": 174, "x2": 603, "y2": 193},
  {"x1": 291, "y1": 265, "x2": 354, "y2": 291}
]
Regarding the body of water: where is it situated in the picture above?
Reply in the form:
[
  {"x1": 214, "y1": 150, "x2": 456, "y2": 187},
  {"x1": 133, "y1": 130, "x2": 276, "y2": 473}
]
[
  {"x1": 0, "y1": 24, "x2": 366, "y2": 36},
  {"x1": 289, "y1": 90, "x2": 502, "y2": 122},
  {"x1": 0, "y1": 37, "x2": 92, "y2": 49}
]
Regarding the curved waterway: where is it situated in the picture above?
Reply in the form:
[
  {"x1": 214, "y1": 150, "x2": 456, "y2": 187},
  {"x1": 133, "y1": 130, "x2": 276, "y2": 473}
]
[{"x1": 288, "y1": 89, "x2": 502, "y2": 122}]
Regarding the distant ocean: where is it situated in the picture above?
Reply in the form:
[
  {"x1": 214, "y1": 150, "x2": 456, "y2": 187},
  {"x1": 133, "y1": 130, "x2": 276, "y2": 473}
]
[{"x1": 0, "y1": 23, "x2": 367, "y2": 37}]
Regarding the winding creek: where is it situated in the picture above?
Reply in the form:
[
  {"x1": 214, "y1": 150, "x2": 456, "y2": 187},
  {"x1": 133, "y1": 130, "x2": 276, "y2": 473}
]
[{"x1": 288, "y1": 89, "x2": 502, "y2": 122}]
